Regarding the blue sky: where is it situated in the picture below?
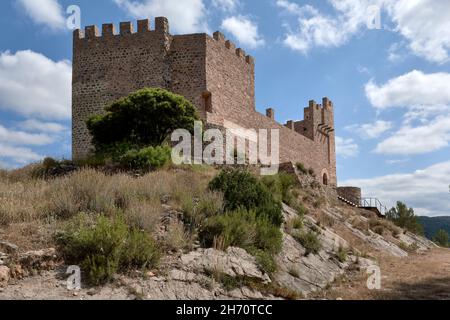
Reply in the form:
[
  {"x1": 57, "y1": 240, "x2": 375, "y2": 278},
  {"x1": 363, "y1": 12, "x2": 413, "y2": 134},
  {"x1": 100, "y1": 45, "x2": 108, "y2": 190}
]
[{"x1": 0, "y1": 0, "x2": 449, "y2": 216}]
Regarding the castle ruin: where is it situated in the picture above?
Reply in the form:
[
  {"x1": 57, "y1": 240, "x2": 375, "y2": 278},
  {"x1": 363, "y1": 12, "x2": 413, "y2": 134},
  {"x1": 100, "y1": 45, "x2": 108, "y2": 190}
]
[{"x1": 72, "y1": 17, "x2": 337, "y2": 186}]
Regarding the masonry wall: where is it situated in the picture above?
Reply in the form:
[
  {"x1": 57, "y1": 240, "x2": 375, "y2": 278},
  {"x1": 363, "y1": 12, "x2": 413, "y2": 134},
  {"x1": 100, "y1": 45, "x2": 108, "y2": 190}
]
[
  {"x1": 72, "y1": 18, "x2": 337, "y2": 185},
  {"x1": 204, "y1": 33, "x2": 336, "y2": 185},
  {"x1": 72, "y1": 19, "x2": 174, "y2": 159},
  {"x1": 205, "y1": 32, "x2": 255, "y2": 118}
]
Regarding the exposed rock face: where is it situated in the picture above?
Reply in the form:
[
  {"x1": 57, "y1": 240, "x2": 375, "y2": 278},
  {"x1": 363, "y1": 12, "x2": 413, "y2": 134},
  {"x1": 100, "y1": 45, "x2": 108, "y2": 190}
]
[
  {"x1": 0, "y1": 201, "x2": 436, "y2": 300},
  {"x1": 398, "y1": 232, "x2": 437, "y2": 252},
  {"x1": 0, "y1": 241, "x2": 18, "y2": 255},
  {"x1": 0, "y1": 266, "x2": 10, "y2": 287},
  {"x1": 274, "y1": 205, "x2": 350, "y2": 296},
  {"x1": 0, "y1": 252, "x2": 7, "y2": 266},
  {"x1": 180, "y1": 247, "x2": 271, "y2": 283},
  {"x1": 344, "y1": 221, "x2": 408, "y2": 258}
]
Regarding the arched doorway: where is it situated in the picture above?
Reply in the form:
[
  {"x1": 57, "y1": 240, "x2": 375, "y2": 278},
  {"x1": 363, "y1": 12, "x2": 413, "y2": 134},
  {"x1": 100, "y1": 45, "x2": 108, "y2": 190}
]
[{"x1": 323, "y1": 173, "x2": 328, "y2": 186}]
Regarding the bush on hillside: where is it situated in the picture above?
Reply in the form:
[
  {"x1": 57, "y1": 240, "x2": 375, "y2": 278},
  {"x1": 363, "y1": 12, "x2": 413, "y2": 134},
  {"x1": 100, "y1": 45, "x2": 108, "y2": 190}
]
[
  {"x1": 199, "y1": 208, "x2": 282, "y2": 267},
  {"x1": 209, "y1": 169, "x2": 283, "y2": 226},
  {"x1": 293, "y1": 230, "x2": 322, "y2": 256},
  {"x1": 119, "y1": 145, "x2": 172, "y2": 170},
  {"x1": 56, "y1": 214, "x2": 160, "y2": 285},
  {"x1": 295, "y1": 163, "x2": 307, "y2": 175},
  {"x1": 261, "y1": 172, "x2": 297, "y2": 205}
]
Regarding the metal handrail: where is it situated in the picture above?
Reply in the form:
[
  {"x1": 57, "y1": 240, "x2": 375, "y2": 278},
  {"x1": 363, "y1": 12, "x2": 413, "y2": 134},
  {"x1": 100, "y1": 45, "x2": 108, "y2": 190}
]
[
  {"x1": 360, "y1": 197, "x2": 387, "y2": 216},
  {"x1": 338, "y1": 194, "x2": 387, "y2": 216}
]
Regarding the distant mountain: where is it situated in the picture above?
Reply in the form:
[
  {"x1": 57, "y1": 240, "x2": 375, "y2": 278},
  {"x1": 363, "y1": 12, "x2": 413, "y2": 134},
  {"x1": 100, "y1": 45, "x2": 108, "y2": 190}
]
[{"x1": 418, "y1": 216, "x2": 450, "y2": 240}]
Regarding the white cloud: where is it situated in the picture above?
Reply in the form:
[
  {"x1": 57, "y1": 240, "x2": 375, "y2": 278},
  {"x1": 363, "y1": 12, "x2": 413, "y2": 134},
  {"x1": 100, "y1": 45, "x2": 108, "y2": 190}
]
[
  {"x1": 18, "y1": 119, "x2": 66, "y2": 133},
  {"x1": 346, "y1": 120, "x2": 392, "y2": 139},
  {"x1": 336, "y1": 136, "x2": 359, "y2": 158},
  {"x1": 0, "y1": 125, "x2": 54, "y2": 146},
  {"x1": 276, "y1": 0, "x2": 381, "y2": 54},
  {"x1": 114, "y1": 0, "x2": 207, "y2": 33},
  {"x1": 0, "y1": 143, "x2": 42, "y2": 165},
  {"x1": 0, "y1": 50, "x2": 71, "y2": 120},
  {"x1": 277, "y1": 0, "x2": 450, "y2": 63},
  {"x1": 386, "y1": 159, "x2": 409, "y2": 165},
  {"x1": 220, "y1": 16, "x2": 265, "y2": 49},
  {"x1": 365, "y1": 71, "x2": 450, "y2": 155},
  {"x1": 386, "y1": 0, "x2": 450, "y2": 63},
  {"x1": 375, "y1": 116, "x2": 450, "y2": 155},
  {"x1": 365, "y1": 70, "x2": 450, "y2": 110},
  {"x1": 212, "y1": 0, "x2": 239, "y2": 12},
  {"x1": 341, "y1": 161, "x2": 450, "y2": 217},
  {"x1": 387, "y1": 42, "x2": 405, "y2": 62},
  {"x1": 17, "y1": 0, "x2": 66, "y2": 30}
]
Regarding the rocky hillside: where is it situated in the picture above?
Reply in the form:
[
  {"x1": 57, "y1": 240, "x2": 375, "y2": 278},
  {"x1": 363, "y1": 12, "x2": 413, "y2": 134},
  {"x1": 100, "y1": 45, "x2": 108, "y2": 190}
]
[{"x1": 0, "y1": 165, "x2": 440, "y2": 300}]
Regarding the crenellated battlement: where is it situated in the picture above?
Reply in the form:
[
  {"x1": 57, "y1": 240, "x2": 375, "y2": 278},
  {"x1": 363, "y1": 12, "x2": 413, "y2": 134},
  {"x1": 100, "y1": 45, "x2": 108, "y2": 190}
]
[
  {"x1": 72, "y1": 16, "x2": 336, "y2": 186},
  {"x1": 74, "y1": 17, "x2": 169, "y2": 40},
  {"x1": 74, "y1": 18, "x2": 254, "y2": 65},
  {"x1": 212, "y1": 31, "x2": 254, "y2": 65}
]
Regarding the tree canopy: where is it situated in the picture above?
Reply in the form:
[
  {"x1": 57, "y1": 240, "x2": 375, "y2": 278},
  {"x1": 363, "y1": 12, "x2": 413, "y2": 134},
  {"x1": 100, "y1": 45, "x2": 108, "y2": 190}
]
[
  {"x1": 86, "y1": 88, "x2": 199, "y2": 152},
  {"x1": 386, "y1": 201, "x2": 424, "y2": 235},
  {"x1": 433, "y1": 229, "x2": 449, "y2": 247}
]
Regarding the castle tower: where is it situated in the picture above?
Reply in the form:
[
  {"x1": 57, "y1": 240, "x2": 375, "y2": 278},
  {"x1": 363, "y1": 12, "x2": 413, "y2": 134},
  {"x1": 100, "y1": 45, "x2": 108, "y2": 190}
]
[
  {"x1": 72, "y1": 18, "x2": 255, "y2": 159},
  {"x1": 72, "y1": 17, "x2": 337, "y2": 186}
]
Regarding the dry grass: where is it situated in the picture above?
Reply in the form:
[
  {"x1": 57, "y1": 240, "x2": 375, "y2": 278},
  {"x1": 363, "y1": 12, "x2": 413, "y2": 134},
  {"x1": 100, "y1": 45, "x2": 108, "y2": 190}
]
[
  {"x1": 316, "y1": 211, "x2": 336, "y2": 228},
  {"x1": 350, "y1": 216, "x2": 370, "y2": 235},
  {"x1": 0, "y1": 166, "x2": 217, "y2": 237},
  {"x1": 0, "y1": 165, "x2": 219, "y2": 254},
  {"x1": 162, "y1": 221, "x2": 194, "y2": 251},
  {"x1": 368, "y1": 218, "x2": 402, "y2": 238}
]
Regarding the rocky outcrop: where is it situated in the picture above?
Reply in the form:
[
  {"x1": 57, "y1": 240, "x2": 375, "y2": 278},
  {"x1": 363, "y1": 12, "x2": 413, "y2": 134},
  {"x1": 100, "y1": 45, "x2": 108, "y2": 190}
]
[
  {"x1": 273, "y1": 204, "x2": 351, "y2": 296},
  {"x1": 0, "y1": 266, "x2": 10, "y2": 287},
  {"x1": 180, "y1": 247, "x2": 271, "y2": 283},
  {"x1": 0, "y1": 200, "x2": 436, "y2": 300}
]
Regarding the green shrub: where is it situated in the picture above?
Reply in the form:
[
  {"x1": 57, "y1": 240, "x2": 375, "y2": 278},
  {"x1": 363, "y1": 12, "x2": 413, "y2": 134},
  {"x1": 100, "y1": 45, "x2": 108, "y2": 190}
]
[
  {"x1": 247, "y1": 248, "x2": 278, "y2": 275},
  {"x1": 294, "y1": 203, "x2": 308, "y2": 216},
  {"x1": 293, "y1": 230, "x2": 322, "y2": 256},
  {"x1": 199, "y1": 208, "x2": 282, "y2": 255},
  {"x1": 373, "y1": 225, "x2": 385, "y2": 235},
  {"x1": 433, "y1": 229, "x2": 449, "y2": 247},
  {"x1": 296, "y1": 163, "x2": 307, "y2": 175},
  {"x1": 56, "y1": 214, "x2": 160, "y2": 285},
  {"x1": 43, "y1": 157, "x2": 58, "y2": 169},
  {"x1": 291, "y1": 216, "x2": 304, "y2": 229},
  {"x1": 181, "y1": 191, "x2": 223, "y2": 231},
  {"x1": 336, "y1": 245, "x2": 348, "y2": 263},
  {"x1": 209, "y1": 169, "x2": 283, "y2": 226},
  {"x1": 119, "y1": 145, "x2": 171, "y2": 170},
  {"x1": 260, "y1": 175, "x2": 283, "y2": 202},
  {"x1": 95, "y1": 141, "x2": 139, "y2": 163}
]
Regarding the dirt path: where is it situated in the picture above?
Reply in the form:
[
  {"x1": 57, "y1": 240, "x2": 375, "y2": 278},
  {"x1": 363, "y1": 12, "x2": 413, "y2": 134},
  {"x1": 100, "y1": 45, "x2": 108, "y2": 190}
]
[{"x1": 321, "y1": 248, "x2": 450, "y2": 300}]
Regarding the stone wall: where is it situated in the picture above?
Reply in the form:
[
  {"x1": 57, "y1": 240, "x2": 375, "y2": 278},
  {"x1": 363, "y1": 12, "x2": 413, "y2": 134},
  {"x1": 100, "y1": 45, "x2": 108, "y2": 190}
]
[
  {"x1": 72, "y1": 17, "x2": 338, "y2": 185},
  {"x1": 337, "y1": 187, "x2": 362, "y2": 203}
]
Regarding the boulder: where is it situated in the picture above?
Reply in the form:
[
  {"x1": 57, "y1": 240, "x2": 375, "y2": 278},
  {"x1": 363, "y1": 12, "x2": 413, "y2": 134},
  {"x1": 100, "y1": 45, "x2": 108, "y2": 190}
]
[
  {"x1": 0, "y1": 266, "x2": 10, "y2": 287},
  {"x1": 19, "y1": 248, "x2": 57, "y2": 270},
  {"x1": 0, "y1": 241, "x2": 18, "y2": 254}
]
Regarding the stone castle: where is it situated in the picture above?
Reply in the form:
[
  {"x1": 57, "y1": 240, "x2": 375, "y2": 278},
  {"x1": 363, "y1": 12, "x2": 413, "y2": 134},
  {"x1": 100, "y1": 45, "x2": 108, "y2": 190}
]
[{"x1": 72, "y1": 17, "x2": 337, "y2": 186}]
